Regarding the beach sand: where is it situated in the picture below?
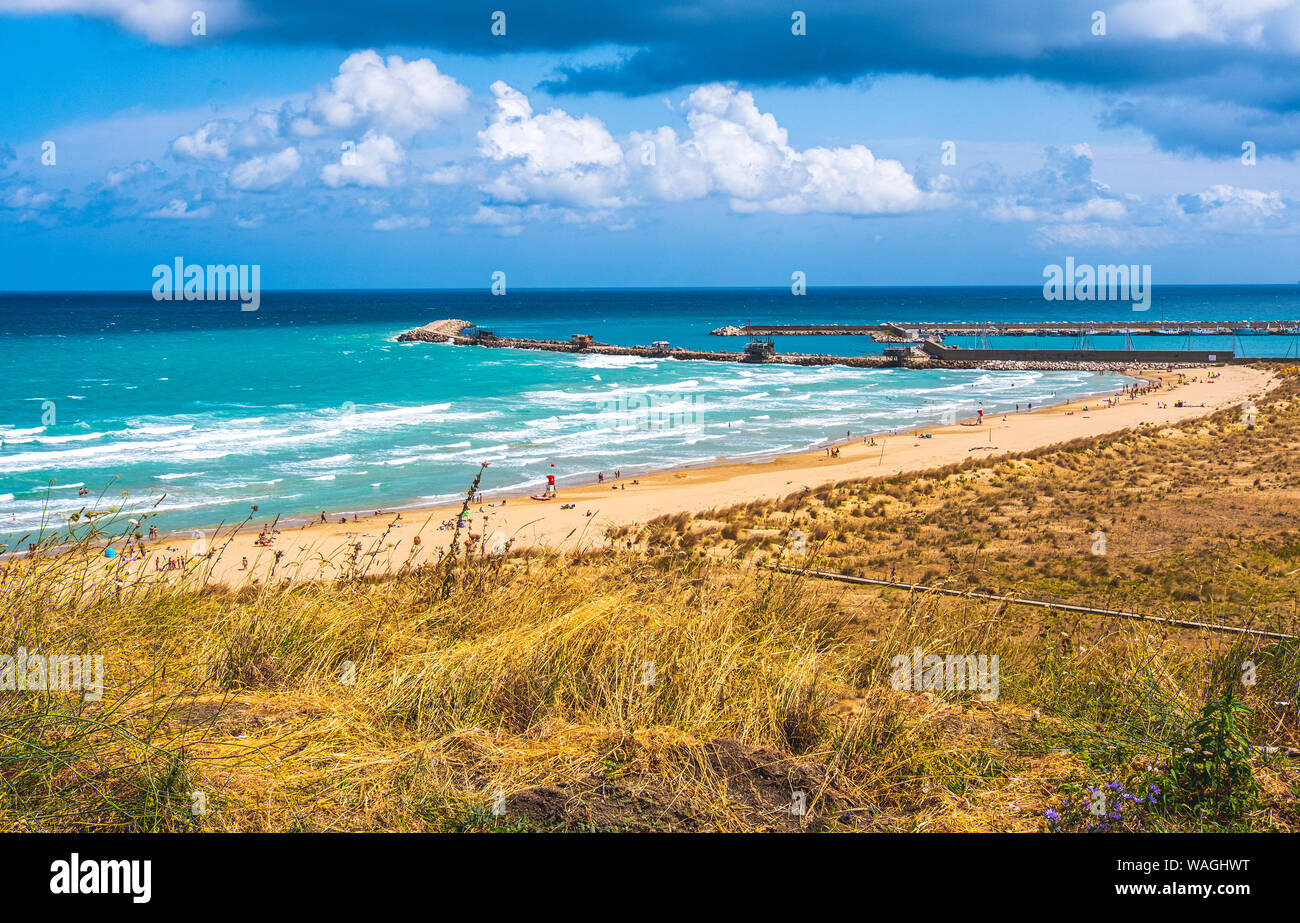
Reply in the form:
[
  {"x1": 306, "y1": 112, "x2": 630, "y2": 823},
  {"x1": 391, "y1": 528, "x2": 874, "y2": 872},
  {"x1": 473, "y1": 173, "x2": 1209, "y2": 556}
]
[{"x1": 134, "y1": 365, "x2": 1274, "y2": 587}]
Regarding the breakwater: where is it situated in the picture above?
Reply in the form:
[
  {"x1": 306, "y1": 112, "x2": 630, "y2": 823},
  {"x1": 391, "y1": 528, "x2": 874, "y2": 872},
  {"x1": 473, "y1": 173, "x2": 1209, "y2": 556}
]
[
  {"x1": 711, "y1": 321, "x2": 1300, "y2": 337},
  {"x1": 917, "y1": 341, "x2": 1232, "y2": 365},
  {"x1": 397, "y1": 320, "x2": 1230, "y2": 370}
]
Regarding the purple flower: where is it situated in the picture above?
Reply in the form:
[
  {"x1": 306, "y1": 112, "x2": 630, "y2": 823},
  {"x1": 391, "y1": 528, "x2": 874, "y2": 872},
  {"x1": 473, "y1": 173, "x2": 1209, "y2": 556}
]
[{"x1": 1045, "y1": 809, "x2": 1060, "y2": 822}]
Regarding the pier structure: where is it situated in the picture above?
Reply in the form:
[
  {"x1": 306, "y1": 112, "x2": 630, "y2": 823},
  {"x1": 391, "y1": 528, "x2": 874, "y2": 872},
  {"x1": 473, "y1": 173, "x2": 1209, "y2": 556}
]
[
  {"x1": 396, "y1": 320, "x2": 1234, "y2": 370},
  {"x1": 710, "y1": 320, "x2": 1300, "y2": 338},
  {"x1": 917, "y1": 341, "x2": 1231, "y2": 364}
]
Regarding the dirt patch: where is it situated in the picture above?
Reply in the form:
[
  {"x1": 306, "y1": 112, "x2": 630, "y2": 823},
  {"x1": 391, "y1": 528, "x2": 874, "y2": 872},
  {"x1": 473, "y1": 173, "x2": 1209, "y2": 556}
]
[{"x1": 506, "y1": 737, "x2": 864, "y2": 831}]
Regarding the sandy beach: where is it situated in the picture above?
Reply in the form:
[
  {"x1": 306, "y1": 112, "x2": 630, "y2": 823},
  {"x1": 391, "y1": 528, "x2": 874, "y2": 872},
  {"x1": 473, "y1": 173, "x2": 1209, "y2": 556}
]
[{"x1": 130, "y1": 365, "x2": 1274, "y2": 587}]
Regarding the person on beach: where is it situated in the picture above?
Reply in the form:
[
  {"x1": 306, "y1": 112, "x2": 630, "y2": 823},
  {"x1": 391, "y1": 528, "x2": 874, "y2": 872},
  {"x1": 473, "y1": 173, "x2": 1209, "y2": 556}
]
[{"x1": 546, "y1": 473, "x2": 557, "y2": 497}]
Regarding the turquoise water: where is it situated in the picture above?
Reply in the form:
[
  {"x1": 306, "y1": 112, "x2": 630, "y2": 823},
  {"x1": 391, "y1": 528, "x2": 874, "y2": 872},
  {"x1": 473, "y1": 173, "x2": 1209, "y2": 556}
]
[{"x1": 6, "y1": 285, "x2": 1277, "y2": 544}]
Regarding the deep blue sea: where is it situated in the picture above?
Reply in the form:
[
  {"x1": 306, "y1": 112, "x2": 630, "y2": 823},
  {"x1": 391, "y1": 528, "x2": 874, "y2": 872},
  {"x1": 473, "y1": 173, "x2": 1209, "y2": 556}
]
[{"x1": 3, "y1": 285, "x2": 1297, "y2": 545}]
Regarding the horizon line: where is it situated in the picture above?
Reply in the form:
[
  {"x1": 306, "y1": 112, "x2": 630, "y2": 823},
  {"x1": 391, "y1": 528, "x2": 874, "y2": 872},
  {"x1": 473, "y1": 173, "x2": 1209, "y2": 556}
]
[{"x1": 2, "y1": 281, "x2": 1299, "y2": 296}]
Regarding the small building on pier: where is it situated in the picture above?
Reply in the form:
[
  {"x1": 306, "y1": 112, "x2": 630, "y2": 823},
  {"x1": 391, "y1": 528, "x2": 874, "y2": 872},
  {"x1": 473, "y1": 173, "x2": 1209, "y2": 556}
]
[{"x1": 742, "y1": 338, "x2": 776, "y2": 362}]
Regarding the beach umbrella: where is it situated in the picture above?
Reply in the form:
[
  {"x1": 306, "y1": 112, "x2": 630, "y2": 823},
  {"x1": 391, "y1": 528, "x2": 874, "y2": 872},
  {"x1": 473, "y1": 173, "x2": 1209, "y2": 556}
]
[{"x1": 103, "y1": 547, "x2": 117, "y2": 558}]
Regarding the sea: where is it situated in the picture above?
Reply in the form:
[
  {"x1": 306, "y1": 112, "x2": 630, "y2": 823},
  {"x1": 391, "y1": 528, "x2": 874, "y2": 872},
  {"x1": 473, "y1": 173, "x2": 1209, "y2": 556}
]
[{"x1": 3, "y1": 285, "x2": 1298, "y2": 545}]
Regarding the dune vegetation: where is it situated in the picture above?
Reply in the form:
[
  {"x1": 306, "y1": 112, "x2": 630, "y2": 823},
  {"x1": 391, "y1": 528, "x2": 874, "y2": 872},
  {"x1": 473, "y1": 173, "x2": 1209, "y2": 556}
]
[{"x1": 2, "y1": 366, "x2": 1298, "y2": 832}]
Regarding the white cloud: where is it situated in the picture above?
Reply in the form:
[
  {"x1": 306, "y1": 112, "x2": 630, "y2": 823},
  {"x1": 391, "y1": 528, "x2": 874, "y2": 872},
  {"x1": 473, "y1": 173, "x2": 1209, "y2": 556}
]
[
  {"x1": 1175, "y1": 183, "x2": 1287, "y2": 227},
  {"x1": 629, "y1": 84, "x2": 930, "y2": 215},
  {"x1": 423, "y1": 165, "x2": 470, "y2": 185},
  {"x1": 626, "y1": 126, "x2": 711, "y2": 201},
  {"x1": 678, "y1": 84, "x2": 806, "y2": 204},
  {"x1": 467, "y1": 204, "x2": 529, "y2": 236},
  {"x1": 171, "y1": 51, "x2": 465, "y2": 177},
  {"x1": 173, "y1": 110, "x2": 283, "y2": 162},
  {"x1": 1061, "y1": 198, "x2": 1128, "y2": 222},
  {"x1": 1035, "y1": 183, "x2": 1288, "y2": 247},
  {"x1": 476, "y1": 82, "x2": 930, "y2": 219},
  {"x1": 1113, "y1": 0, "x2": 1299, "y2": 45},
  {"x1": 172, "y1": 123, "x2": 232, "y2": 161},
  {"x1": 973, "y1": 146, "x2": 1120, "y2": 224},
  {"x1": 478, "y1": 81, "x2": 628, "y2": 209},
  {"x1": 229, "y1": 147, "x2": 301, "y2": 191},
  {"x1": 320, "y1": 132, "x2": 404, "y2": 188},
  {"x1": 372, "y1": 214, "x2": 431, "y2": 231},
  {"x1": 105, "y1": 160, "x2": 156, "y2": 188},
  {"x1": 3, "y1": 185, "x2": 53, "y2": 210},
  {"x1": 0, "y1": 0, "x2": 247, "y2": 44},
  {"x1": 297, "y1": 51, "x2": 469, "y2": 139},
  {"x1": 148, "y1": 198, "x2": 212, "y2": 219}
]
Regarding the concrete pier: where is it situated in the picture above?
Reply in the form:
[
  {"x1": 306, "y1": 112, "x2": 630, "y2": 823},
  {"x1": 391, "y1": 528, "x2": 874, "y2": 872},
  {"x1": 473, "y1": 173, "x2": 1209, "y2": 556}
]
[
  {"x1": 397, "y1": 321, "x2": 1233, "y2": 370},
  {"x1": 710, "y1": 321, "x2": 1300, "y2": 338}
]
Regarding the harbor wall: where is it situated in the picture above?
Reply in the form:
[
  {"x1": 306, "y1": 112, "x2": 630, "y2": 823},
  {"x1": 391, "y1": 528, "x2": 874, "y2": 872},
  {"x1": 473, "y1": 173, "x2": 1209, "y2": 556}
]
[
  {"x1": 918, "y1": 342, "x2": 1231, "y2": 363},
  {"x1": 396, "y1": 322, "x2": 1236, "y2": 369}
]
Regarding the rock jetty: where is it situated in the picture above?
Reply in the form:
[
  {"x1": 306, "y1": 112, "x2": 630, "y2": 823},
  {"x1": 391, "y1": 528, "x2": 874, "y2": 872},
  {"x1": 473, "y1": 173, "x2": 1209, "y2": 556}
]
[
  {"x1": 396, "y1": 319, "x2": 473, "y2": 342},
  {"x1": 395, "y1": 321, "x2": 1222, "y2": 372}
]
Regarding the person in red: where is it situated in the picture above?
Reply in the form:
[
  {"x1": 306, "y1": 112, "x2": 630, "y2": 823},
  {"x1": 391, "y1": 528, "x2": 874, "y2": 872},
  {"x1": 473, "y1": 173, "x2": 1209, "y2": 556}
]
[
  {"x1": 977, "y1": 408, "x2": 983, "y2": 424},
  {"x1": 546, "y1": 473, "x2": 557, "y2": 497}
]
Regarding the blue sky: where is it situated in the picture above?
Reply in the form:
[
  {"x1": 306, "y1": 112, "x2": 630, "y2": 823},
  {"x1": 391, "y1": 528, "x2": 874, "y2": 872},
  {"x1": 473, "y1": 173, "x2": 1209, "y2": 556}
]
[{"x1": 1, "y1": 1, "x2": 1298, "y2": 289}]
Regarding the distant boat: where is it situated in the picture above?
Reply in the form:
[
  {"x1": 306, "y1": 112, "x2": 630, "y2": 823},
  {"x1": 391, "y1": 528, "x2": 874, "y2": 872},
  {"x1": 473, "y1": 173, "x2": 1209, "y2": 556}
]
[
  {"x1": 1155, "y1": 328, "x2": 1179, "y2": 335},
  {"x1": 1191, "y1": 328, "x2": 1214, "y2": 335}
]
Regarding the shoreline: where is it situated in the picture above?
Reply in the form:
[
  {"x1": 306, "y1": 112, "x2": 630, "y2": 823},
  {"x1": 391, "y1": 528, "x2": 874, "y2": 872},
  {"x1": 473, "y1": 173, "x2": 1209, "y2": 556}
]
[
  {"x1": 102, "y1": 364, "x2": 1273, "y2": 587},
  {"x1": 3, "y1": 363, "x2": 1138, "y2": 553},
  {"x1": 97, "y1": 367, "x2": 1146, "y2": 546}
]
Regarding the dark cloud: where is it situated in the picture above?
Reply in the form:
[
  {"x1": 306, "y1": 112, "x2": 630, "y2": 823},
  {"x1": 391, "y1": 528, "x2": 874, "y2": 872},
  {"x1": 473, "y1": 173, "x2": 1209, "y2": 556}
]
[
  {"x1": 1102, "y1": 98, "x2": 1300, "y2": 160},
  {"x1": 226, "y1": 1, "x2": 1300, "y2": 155}
]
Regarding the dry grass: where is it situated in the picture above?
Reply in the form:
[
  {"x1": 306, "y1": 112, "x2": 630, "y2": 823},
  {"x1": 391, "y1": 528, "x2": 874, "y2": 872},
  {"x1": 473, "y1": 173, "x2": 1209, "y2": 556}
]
[{"x1": 2, "y1": 366, "x2": 1298, "y2": 832}]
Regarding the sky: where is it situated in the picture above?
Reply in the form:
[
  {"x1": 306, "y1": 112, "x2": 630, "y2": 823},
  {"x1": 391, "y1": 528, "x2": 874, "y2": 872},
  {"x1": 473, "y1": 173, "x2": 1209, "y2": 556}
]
[{"x1": 1, "y1": 0, "x2": 1299, "y2": 289}]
